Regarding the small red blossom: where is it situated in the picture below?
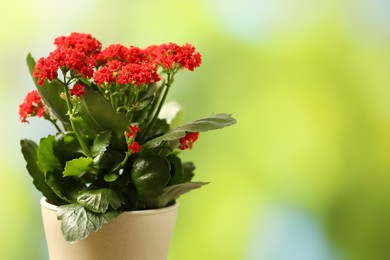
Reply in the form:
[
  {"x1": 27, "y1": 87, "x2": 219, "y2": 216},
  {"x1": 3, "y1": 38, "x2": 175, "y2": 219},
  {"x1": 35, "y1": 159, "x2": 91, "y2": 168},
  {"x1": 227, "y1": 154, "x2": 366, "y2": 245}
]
[
  {"x1": 96, "y1": 44, "x2": 130, "y2": 62},
  {"x1": 117, "y1": 63, "x2": 160, "y2": 86},
  {"x1": 128, "y1": 142, "x2": 141, "y2": 153},
  {"x1": 94, "y1": 60, "x2": 122, "y2": 85},
  {"x1": 19, "y1": 90, "x2": 46, "y2": 123},
  {"x1": 126, "y1": 124, "x2": 140, "y2": 138},
  {"x1": 33, "y1": 33, "x2": 100, "y2": 86},
  {"x1": 54, "y1": 32, "x2": 102, "y2": 56},
  {"x1": 150, "y1": 43, "x2": 202, "y2": 71},
  {"x1": 179, "y1": 132, "x2": 199, "y2": 150},
  {"x1": 70, "y1": 84, "x2": 85, "y2": 97},
  {"x1": 128, "y1": 124, "x2": 140, "y2": 134}
]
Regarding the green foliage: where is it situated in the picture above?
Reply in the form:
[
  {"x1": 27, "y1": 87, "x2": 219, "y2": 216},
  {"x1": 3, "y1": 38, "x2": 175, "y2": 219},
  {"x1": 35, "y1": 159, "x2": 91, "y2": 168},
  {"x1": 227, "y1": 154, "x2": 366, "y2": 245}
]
[
  {"x1": 77, "y1": 188, "x2": 124, "y2": 213},
  {"x1": 142, "y1": 113, "x2": 236, "y2": 149},
  {"x1": 131, "y1": 154, "x2": 171, "y2": 201},
  {"x1": 37, "y1": 135, "x2": 62, "y2": 174},
  {"x1": 57, "y1": 204, "x2": 120, "y2": 243},
  {"x1": 63, "y1": 157, "x2": 93, "y2": 177},
  {"x1": 20, "y1": 139, "x2": 65, "y2": 205}
]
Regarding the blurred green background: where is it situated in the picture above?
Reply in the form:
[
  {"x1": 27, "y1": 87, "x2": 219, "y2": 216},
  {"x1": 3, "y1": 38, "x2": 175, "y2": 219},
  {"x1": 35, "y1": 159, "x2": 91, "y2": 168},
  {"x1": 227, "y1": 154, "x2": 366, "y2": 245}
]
[{"x1": 1, "y1": 0, "x2": 390, "y2": 259}]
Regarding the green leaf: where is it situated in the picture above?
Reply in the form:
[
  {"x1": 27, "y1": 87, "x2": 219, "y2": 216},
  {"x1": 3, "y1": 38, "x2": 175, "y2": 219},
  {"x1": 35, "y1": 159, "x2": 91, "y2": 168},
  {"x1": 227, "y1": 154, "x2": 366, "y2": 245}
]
[
  {"x1": 104, "y1": 173, "x2": 119, "y2": 182},
  {"x1": 77, "y1": 188, "x2": 124, "y2": 213},
  {"x1": 57, "y1": 204, "x2": 120, "y2": 243},
  {"x1": 167, "y1": 154, "x2": 184, "y2": 186},
  {"x1": 78, "y1": 86, "x2": 128, "y2": 150},
  {"x1": 20, "y1": 139, "x2": 65, "y2": 205},
  {"x1": 45, "y1": 170, "x2": 84, "y2": 203},
  {"x1": 54, "y1": 132, "x2": 84, "y2": 163},
  {"x1": 93, "y1": 149, "x2": 124, "y2": 171},
  {"x1": 63, "y1": 157, "x2": 93, "y2": 177},
  {"x1": 26, "y1": 53, "x2": 70, "y2": 128},
  {"x1": 91, "y1": 131, "x2": 112, "y2": 157},
  {"x1": 182, "y1": 162, "x2": 196, "y2": 182},
  {"x1": 37, "y1": 135, "x2": 62, "y2": 174},
  {"x1": 131, "y1": 154, "x2": 171, "y2": 201},
  {"x1": 142, "y1": 113, "x2": 236, "y2": 149},
  {"x1": 152, "y1": 182, "x2": 209, "y2": 208}
]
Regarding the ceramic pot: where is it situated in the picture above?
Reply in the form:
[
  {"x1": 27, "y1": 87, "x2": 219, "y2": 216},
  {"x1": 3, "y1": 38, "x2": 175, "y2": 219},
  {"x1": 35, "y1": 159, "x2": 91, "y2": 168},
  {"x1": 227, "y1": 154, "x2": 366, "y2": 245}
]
[{"x1": 40, "y1": 198, "x2": 178, "y2": 260}]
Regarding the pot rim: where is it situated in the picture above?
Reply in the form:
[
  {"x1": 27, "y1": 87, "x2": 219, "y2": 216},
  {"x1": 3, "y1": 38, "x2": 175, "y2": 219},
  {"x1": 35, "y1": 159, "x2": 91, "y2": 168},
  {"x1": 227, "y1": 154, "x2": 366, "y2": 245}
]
[{"x1": 40, "y1": 197, "x2": 178, "y2": 216}]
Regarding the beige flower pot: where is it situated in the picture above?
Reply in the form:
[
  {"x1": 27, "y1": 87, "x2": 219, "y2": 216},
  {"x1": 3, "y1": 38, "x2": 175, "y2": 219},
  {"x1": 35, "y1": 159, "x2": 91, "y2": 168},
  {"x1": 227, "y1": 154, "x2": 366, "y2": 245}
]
[{"x1": 40, "y1": 198, "x2": 178, "y2": 260}]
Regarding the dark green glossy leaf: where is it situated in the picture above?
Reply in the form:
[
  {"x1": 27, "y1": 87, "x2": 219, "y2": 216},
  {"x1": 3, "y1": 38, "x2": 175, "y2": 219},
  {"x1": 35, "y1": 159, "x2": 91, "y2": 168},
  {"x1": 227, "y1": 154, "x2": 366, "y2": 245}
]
[
  {"x1": 57, "y1": 203, "x2": 120, "y2": 243},
  {"x1": 142, "y1": 113, "x2": 236, "y2": 149},
  {"x1": 131, "y1": 154, "x2": 171, "y2": 201},
  {"x1": 93, "y1": 150, "x2": 124, "y2": 171},
  {"x1": 77, "y1": 188, "x2": 124, "y2": 213},
  {"x1": 37, "y1": 135, "x2": 62, "y2": 174},
  {"x1": 54, "y1": 132, "x2": 84, "y2": 163},
  {"x1": 45, "y1": 170, "x2": 83, "y2": 203},
  {"x1": 63, "y1": 157, "x2": 93, "y2": 177},
  {"x1": 167, "y1": 154, "x2": 184, "y2": 186},
  {"x1": 20, "y1": 139, "x2": 65, "y2": 205}
]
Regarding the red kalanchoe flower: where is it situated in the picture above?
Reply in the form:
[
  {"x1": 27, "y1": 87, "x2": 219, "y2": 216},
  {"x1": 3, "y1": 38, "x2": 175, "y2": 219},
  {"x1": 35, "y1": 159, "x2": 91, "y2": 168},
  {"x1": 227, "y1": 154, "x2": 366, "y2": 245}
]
[
  {"x1": 126, "y1": 124, "x2": 140, "y2": 138},
  {"x1": 96, "y1": 44, "x2": 130, "y2": 63},
  {"x1": 94, "y1": 60, "x2": 122, "y2": 85},
  {"x1": 151, "y1": 43, "x2": 202, "y2": 71},
  {"x1": 54, "y1": 32, "x2": 102, "y2": 56},
  {"x1": 128, "y1": 124, "x2": 140, "y2": 135},
  {"x1": 33, "y1": 33, "x2": 100, "y2": 85},
  {"x1": 117, "y1": 63, "x2": 160, "y2": 86},
  {"x1": 128, "y1": 142, "x2": 141, "y2": 153},
  {"x1": 179, "y1": 132, "x2": 199, "y2": 150},
  {"x1": 70, "y1": 84, "x2": 85, "y2": 97},
  {"x1": 19, "y1": 90, "x2": 46, "y2": 123}
]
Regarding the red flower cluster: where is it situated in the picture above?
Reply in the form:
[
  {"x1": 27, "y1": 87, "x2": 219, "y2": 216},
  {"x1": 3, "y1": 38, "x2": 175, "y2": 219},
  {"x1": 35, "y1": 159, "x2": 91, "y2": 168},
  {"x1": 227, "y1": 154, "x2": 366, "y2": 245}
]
[
  {"x1": 33, "y1": 33, "x2": 101, "y2": 85},
  {"x1": 70, "y1": 84, "x2": 85, "y2": 97},
  {"x1": 32, "y1": 32, "x2": 202, "y2": 88},
  {"x1": 126, "y1": 124, "x2": 141, "y2": 153},
  {"x1": 147, "y1": 43, "x2": 202, "y2": 71},
  {"x1": 179, "y1": 132, "x2": 199, "y2": 150},
  {"x1": 128, "y1": 142, "x2": 141, "y2": 154},
  {"x1": 19, "y1": 90, "x2": 45, "y2": 123}
]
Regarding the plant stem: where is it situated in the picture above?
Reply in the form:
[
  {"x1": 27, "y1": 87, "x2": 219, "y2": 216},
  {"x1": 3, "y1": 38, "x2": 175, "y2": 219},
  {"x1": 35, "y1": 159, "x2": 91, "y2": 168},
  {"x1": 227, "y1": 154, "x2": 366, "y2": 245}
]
[
  {"x1": 50, "y1": 119, "x2": 62, "y2": 132},
  {"x1": 142, "y1": 73, "x2": 174, "y2": 139},
  {"x1": 62, "y1": 84, "x2": 91, "y2": 156}
]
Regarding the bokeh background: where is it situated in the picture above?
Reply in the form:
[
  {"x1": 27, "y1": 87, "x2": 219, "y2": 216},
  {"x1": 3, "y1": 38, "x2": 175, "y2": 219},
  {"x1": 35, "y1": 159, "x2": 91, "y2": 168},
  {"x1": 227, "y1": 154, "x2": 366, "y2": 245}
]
[{"x1": 1, "y1": 0, "x2": 390, "y2": 259}]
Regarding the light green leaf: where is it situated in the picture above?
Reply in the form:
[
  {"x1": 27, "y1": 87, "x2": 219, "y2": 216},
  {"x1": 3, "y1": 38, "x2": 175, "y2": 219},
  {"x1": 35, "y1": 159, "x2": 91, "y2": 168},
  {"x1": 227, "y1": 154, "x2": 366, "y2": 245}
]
[
  {"x1": 104, "y1": 173, "x2": 119, "y2": 182},
  {"x1": 142, "y1": 113, "x2": 236, "y2": 149},
  {"x1": 57, "y1": 204, "x2": 120, "y2": 243},
  {"x1": 63, "y1": 157, "x2": 93, "y2": 177},
  {"x1": 77, "y1": 188, "x2": 124, "y2": 213},
  {"x1": 91, "y1": 131, "x2": 112, "y2": 157},
  {"x1": 37, "y1": 135, "x2": 62, "y2": 174}
]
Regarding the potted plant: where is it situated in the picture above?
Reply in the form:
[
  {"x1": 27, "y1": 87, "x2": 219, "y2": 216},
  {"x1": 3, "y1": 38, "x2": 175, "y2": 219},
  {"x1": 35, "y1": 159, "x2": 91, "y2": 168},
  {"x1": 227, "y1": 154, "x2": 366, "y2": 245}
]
[{"x1": 19, "y1": 32, "x2": 236, "y2": 259}]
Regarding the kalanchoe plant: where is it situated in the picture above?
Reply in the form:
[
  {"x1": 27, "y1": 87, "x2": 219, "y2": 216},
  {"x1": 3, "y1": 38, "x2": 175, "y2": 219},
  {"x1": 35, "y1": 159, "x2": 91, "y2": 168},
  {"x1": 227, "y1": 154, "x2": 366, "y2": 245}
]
[{"x1": 19, "y1": 33, "x2": 236, "y2": 243}]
